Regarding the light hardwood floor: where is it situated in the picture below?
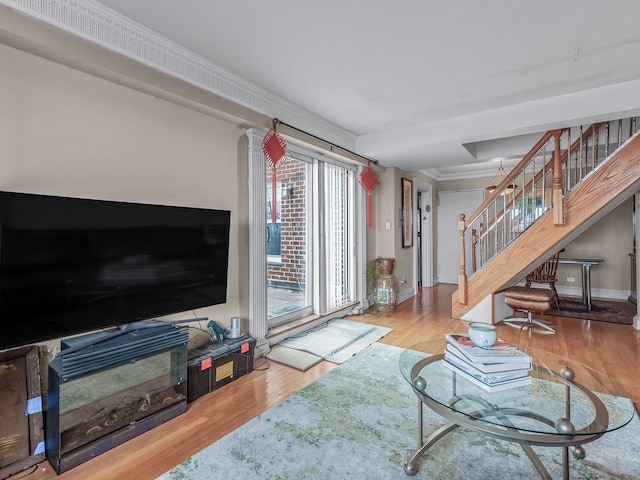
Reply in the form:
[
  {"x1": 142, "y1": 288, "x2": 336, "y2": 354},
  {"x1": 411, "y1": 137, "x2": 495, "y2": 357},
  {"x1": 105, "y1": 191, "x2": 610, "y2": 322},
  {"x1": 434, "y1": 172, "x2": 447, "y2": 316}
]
[{"x1": 25, "y1": 284, "x2": 640, "y2": 480}]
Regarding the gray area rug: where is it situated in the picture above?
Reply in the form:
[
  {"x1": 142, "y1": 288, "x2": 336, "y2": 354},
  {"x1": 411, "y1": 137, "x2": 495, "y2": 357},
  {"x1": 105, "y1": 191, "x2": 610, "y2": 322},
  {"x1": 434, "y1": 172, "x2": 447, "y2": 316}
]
[
  {"x1": 158, "y1": 342, "x2": 640, "y2": 480},
  {"x1": 279, "y1": 318, "x2": 393, "y2": 363}
]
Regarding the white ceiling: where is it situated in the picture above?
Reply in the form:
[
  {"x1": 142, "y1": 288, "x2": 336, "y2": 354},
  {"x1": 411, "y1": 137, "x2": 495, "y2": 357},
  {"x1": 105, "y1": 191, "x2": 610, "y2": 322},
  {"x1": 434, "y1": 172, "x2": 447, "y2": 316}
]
[{"x1": 94, "y1": 0, "x2": 640, "y2": 179}]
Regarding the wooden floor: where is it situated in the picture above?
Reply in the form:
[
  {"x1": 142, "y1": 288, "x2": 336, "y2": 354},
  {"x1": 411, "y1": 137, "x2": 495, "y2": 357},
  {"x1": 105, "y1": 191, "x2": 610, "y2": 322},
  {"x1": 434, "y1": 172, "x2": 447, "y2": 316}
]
[{"x1": 24, "y1": 284, "x2": 640, "y2": 480}]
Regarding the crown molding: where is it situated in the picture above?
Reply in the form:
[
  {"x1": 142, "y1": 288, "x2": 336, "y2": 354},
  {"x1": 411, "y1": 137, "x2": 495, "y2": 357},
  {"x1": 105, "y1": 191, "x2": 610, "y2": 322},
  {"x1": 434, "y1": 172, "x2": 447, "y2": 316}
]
[
  {"x1": 422, "y1": 165, "x2": 497, "y2": 182},
  {"x1": 1, "y1": 0, "x2": 357, "y2": 150}
]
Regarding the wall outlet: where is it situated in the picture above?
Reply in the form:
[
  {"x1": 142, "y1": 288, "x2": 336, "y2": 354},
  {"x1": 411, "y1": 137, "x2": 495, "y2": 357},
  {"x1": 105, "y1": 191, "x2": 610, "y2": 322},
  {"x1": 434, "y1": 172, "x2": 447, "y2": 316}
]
[{"x1": 567, "y1": 277, "x2": 576, "y2": 282}]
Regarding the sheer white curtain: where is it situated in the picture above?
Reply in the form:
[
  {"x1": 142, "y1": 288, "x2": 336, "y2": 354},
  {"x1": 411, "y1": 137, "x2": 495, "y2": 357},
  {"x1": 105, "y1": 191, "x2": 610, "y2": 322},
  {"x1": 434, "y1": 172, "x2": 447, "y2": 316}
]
[{"x1": 323, "y1": 162, "x2": 356, "y2": 311}]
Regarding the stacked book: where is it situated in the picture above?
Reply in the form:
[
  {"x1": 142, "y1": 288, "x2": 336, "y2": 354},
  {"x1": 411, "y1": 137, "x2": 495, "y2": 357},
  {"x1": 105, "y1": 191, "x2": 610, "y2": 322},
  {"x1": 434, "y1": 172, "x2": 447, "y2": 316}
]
[{"x1": 443, "y1": 333, "x2": 533, "y2": 392}]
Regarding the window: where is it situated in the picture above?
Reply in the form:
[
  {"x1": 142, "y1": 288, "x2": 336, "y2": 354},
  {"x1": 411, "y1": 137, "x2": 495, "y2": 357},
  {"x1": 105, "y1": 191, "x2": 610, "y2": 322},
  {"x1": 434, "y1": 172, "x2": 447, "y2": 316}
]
[{"x1": 247, "y1": 129, "x2": 364, "y2": 336}]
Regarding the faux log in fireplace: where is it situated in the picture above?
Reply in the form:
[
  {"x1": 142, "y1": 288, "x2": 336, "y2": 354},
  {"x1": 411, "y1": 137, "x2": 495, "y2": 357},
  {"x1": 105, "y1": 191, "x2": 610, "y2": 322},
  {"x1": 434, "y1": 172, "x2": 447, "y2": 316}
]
[{"x1": 46, "y1": 324, "x2": 188, "y2": 474}]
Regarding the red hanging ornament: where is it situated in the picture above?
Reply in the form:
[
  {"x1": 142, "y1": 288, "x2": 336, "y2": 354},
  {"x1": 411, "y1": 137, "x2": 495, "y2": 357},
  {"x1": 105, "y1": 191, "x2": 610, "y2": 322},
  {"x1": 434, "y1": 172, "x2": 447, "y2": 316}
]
[
  {"x1": 359, "y1": 164, "x2": 380, "y2": 227},
  {"x1": 262, "y1": 119, "x2": 288, "y2": 223}
]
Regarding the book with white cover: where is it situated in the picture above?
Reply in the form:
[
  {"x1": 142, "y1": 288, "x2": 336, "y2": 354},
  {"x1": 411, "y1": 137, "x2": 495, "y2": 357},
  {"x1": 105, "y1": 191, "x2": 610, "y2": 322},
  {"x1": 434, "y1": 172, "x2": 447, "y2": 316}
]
[
  {"x1": 444, "y1": 346, "x2": 532, "y2": 374},
  {"x1": 445, "y1": 333, "x2": 531, "y2": 364},
  {"x1": 443, "y1": 352, "x2": 530, "y2": 385},
  {"x1": 442, "y1": 361, "x2": 532, "y2": 393}
]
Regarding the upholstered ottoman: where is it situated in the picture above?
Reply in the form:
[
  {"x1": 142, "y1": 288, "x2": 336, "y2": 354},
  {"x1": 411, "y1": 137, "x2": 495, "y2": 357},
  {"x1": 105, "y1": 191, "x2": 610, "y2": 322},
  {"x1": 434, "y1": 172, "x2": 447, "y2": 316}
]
[{"x1": 503, "y1": 286, "x2": 556, "y2": 333}]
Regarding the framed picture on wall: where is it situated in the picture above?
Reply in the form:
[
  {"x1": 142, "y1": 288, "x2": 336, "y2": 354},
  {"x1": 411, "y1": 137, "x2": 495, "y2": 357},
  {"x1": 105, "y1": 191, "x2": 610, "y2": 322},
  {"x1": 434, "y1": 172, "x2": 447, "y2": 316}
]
[{"x1": 401, "y1": 177, "x2": 413, "y2": 247}]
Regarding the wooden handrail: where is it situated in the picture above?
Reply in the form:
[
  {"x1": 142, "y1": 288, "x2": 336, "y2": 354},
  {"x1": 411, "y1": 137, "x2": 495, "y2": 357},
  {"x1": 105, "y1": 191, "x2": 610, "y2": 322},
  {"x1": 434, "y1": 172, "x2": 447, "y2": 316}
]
[
  {"x1": 469, "y1": 123, "x2": 603, "y2": 247},
  {"x1": 465, "y1": 130, "x2": 556, "y2": 225},
  {"x1": 453, "y1": 130, "x2": 640, "y2": 318},
  {"x1": 459, "y1": 120, "x2": 608, "y2": 300}
]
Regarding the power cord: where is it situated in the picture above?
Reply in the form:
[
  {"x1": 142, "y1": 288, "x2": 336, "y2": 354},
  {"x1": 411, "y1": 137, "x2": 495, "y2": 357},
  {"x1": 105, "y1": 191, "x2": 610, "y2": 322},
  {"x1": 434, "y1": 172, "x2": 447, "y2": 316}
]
[
  {"x1": 253, "y1": 344, "x2": 271, "y2": 371},
  {"x1": 185, "y1": 326, "x2": 215, "y2": 350},
  {"x1": 187, "y1": 310, "x2": 270, "y2": 371}
]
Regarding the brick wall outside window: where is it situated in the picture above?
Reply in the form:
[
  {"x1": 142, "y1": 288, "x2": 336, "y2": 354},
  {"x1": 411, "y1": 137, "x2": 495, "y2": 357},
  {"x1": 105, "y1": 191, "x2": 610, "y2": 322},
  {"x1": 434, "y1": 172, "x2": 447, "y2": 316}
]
[{"x1": 267, "y1": 158, "x2": 306, "y2": 291}]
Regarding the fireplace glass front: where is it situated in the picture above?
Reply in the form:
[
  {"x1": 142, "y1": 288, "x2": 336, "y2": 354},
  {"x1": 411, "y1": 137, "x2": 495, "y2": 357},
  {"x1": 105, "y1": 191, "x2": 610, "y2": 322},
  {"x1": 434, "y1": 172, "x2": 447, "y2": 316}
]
[{"x1": 46, "y1": 325, "x2": 188, "y2": 473}]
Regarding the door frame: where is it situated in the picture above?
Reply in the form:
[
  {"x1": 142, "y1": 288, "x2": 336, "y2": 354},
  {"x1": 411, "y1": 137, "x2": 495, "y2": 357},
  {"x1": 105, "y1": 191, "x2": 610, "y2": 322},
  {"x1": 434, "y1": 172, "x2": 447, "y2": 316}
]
[{"x1": 413, "y1": 178, "x2": 433, "y2": 288}]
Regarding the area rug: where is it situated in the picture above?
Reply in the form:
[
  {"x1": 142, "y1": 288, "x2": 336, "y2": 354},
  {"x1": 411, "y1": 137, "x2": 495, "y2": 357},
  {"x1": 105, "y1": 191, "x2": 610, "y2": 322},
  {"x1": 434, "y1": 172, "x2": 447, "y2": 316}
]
[
  {"x1": 266, "y1": 344, "x2": 323, "y2": 371},
  {"x1": 158, "y1": 343, "x2": 640, "y2": 480},
  {"x1": 279, "y1": 318, "x2": 392, "y2": 363},
  {"x1": 549, "y1": 297, "x2": 636, "y2": 325}
]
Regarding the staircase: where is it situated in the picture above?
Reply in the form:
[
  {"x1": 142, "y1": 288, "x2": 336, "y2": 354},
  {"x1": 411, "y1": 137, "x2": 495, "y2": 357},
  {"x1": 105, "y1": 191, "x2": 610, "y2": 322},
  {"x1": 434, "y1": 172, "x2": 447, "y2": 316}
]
[{"x1": 452, "y1": 118, "x2": 640, "y2": 320}]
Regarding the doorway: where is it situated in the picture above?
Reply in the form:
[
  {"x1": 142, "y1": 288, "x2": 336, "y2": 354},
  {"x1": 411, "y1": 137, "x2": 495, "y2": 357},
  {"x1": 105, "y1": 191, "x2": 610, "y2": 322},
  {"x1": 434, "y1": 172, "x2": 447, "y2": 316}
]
[
  {"x1": 437, "y1": 189, "x2": 485, "y2": 284},
  {"x1": 251, "y1": 134, "x2": 359, "y2": 330}
]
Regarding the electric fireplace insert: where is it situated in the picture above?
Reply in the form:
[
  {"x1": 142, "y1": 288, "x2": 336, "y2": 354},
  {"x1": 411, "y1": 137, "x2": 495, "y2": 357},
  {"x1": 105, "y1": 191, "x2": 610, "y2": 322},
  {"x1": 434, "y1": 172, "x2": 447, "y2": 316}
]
[{"x1": 46, "y1": 324, "x2": 188, "y2": 473}]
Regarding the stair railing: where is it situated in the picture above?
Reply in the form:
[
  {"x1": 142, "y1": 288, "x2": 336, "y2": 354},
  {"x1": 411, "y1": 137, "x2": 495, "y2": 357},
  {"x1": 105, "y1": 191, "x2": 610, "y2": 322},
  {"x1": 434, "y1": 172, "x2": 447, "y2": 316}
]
[{"x1": 457, "y1": 117, "x2": 637, "y2": 306}]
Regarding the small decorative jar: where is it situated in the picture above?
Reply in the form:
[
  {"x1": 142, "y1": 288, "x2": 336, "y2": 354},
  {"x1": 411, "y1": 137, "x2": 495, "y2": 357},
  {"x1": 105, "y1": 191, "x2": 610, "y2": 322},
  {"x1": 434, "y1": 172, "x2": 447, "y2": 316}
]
[{"x1": 468, "y1": 323, "x2": 497, "y2": 348}]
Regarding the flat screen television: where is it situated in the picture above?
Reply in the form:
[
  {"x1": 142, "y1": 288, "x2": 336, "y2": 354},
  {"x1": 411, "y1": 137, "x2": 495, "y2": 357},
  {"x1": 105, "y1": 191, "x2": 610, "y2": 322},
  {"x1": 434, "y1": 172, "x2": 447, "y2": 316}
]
[{"x1": 0, "y1": 191, "x2": 231, "y2": 351}]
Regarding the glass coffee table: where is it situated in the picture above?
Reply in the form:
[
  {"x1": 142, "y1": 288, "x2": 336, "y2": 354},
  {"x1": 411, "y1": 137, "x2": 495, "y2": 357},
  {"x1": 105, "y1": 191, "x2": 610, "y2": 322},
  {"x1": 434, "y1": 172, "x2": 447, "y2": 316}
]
[{"x1": 399, "y1": 340, "x2": 636, "y2": 480}]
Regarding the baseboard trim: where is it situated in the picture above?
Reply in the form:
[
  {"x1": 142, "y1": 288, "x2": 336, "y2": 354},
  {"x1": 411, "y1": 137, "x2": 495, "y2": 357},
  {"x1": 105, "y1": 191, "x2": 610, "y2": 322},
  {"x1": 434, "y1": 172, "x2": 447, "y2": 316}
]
[
  {"x1": 397, "y1": 287, "x2": 416, "y2": 305},
  {"x1": 557, "y1": 286, "x2": 631, "y2": 301}
]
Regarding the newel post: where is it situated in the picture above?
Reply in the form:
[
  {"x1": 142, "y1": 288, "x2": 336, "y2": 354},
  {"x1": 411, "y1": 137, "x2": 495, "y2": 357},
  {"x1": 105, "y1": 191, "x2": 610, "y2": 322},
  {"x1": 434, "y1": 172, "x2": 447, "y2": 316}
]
[
  {"x1": 458, "y1": 214, "x2": 468, "y2": 304},
  {"x1": 551, "y1": 129, "x2": 565, "y2": 226}
]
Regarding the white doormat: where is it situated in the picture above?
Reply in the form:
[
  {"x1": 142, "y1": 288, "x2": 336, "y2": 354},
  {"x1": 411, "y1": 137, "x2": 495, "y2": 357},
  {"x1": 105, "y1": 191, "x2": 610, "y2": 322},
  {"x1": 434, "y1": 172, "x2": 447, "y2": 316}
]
[
  {"x1": 280, "y1": 318, "x2": 392, "y2": 363},
  {"x1": 267, "y1": 345, "x2": 323, "y2": 371}
]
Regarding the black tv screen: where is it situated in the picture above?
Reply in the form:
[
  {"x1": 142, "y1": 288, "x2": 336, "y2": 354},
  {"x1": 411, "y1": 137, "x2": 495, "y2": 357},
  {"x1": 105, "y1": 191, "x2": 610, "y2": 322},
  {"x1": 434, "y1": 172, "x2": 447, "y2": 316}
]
[{"x1": 0, "y1": 191, "x2": 231, "y2": 350}]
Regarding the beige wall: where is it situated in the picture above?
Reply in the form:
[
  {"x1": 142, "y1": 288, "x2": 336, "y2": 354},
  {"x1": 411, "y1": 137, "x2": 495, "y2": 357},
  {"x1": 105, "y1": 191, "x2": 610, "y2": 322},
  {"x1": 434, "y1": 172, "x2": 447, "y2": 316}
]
[
  {"x1": 558, "y1": 199, "x2": 633, "y2": 292},
  {"x1": 369, "y1": 166, "x2": 437, "y2": 298},
  {"x1": 391, "y1": 168, "x2": 413, "y2": 295},
  {"x1": 0, "y1": 41, "x2": 248, "y2": 344},
  {"x1": 370, "y1": 165, "x2": 396, "y2": 260}
]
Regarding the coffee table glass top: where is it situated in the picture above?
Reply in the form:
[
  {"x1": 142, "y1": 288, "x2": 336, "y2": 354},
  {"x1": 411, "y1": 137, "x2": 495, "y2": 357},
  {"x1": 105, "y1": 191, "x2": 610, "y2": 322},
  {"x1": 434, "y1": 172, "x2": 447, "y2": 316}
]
[{"x1": 399, "y1": 339, "x2": 636, "y2": 437}]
